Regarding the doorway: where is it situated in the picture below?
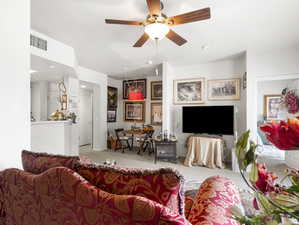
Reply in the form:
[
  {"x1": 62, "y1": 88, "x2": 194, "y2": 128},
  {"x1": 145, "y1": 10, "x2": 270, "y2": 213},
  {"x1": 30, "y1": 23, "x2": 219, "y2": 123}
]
[{"x1": 79, "y1": 82, "x2": 93, "y2": 152}]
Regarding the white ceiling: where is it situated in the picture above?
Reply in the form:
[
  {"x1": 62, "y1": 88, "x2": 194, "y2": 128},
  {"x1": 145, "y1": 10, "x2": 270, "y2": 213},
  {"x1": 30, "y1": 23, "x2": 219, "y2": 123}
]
[
  {"x1": 31, "y1": 55, "x2": 76, "y2": 82},
  {"x1": 31, "y1": 0, "x2": 299, "y2": 77}
]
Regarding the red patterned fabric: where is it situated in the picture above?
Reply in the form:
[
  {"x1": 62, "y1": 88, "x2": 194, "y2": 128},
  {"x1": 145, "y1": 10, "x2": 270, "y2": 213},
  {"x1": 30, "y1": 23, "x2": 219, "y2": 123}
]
[
  {"x1": 21, "y1": 150, "x2": 80, "y2": 174},
  {"x1": 74, "y1": 163, "x2": 185, "y2": 216},
  {"x1": 1, "y1": 167, "x2": 190, "y2": 225},
  {"x1": 0, "y1": 173, "x2": 5, "y2": 224},
  {"x1": 184, "y1": 197, "x2": 194, "y2": 219},
  {"x1": 187, "y1": 176, "x2": 241, "y2": 225}
]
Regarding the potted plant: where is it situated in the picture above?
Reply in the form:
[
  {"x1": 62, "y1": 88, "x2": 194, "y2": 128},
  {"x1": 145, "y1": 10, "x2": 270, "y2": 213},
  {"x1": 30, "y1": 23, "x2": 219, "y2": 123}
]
[{"x1": 234, "y1": 117, "x2": 299, "y2": 225}]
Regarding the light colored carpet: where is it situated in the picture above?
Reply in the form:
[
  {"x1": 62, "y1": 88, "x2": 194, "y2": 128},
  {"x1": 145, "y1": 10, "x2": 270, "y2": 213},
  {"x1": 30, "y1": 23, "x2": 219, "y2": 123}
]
[{"x1": 80, "y1": 148, "x2": 284, "y2": 190}]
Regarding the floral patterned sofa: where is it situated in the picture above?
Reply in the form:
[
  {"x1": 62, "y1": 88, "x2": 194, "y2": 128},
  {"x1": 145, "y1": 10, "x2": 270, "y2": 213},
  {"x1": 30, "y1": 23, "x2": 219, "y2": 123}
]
[{"x1": 0, "y1": 150, "x2": 242, "y2": 225}]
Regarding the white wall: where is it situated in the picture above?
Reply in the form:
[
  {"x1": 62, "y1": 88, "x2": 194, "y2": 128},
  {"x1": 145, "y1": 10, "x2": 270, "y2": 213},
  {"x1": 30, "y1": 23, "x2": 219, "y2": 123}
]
[
  {"x1": 31, "y1": 81, "x2": 48, "y2": 121},
  {"x1": 247, "y1": 46, "x2": 299, "y2": 140},
  {"x1": 77, "y1": 66, "x2": 108, "y2": 151},
  {"x1": 0, "y1": 0, "x2": 30, "y2": 169},
  {"x1": 79, "y1": 88, "x2": 93, "y2": 146},
  {"x1": 31, "y1": 29, "x2": 76, "y2": 69},
  {"x1": 163, "y1": 58, "x2": 247, "y2": 157}
]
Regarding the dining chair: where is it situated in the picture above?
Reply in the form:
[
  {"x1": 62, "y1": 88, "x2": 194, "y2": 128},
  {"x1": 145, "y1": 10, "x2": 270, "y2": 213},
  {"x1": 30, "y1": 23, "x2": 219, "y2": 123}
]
[
  {"x1": 136, "y1": 129, "x2": 155, "y2": 155},
  {"x1": 115, "y1": 128, "x2": 132, "y2": 153}
]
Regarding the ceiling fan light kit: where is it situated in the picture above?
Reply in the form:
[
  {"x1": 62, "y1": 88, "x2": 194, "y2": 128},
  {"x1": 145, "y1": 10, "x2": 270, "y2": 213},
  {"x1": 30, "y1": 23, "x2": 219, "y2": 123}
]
[
  {"x1": 105, "y1": 0, "x2": 211, "y2": 47},
  {"x1": 144, "y1": 23, "x2": 170, "y2": 40}
]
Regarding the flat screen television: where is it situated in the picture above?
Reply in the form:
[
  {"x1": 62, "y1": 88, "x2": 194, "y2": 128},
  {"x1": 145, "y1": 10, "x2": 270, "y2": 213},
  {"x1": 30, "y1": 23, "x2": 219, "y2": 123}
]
[{"x1": 182, "y1": 106, "x2": 234, "y2": 135}]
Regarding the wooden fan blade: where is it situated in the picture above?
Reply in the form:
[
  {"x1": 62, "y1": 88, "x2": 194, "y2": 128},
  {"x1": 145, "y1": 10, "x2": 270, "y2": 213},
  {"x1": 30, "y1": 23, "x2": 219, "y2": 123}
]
[
  {"x1": 133, "y1": 33, "x2": 150, "y2": 47},
  {"x1": 166, "y1": 30, "x2": 187, "y2": 46},
  {"x1": 105, "y1": 19, "x2": 143, "y2": 26},
  {"x1": 146, "y1": 0, "x2": 161, "y2": 16},
  {"x1": 168, "y1": 8, "x2": 211, "y2": 26}
]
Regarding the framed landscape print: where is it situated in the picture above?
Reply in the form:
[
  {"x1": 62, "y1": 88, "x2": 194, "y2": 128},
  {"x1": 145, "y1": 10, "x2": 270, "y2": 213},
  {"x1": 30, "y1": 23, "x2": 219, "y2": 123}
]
[
  {"x1": 151, "y1": 102, "x2": 162, "y2": 126},
  {"x1": 123, "y1": 79, "x2": 147, "y2": 99},
  {"x1": 151, "y1": 81, "x2": 162, "y2": 100},
  {"x1": 107, "y1": 86, "x2": 118, "y2": 109},
  {"x1": 107, "y1": 109, "x2": 117, "y2": 123},
  {"x1": 173, "y1": 78, "x2": 205, "y2": 104},
  {"x1": 124, "y1": 101, "x2": 145, "y2": 122},
  {"x1": 208, "y1": 78, "x2": 240, "y2": 100},
  {"x1": 264, "y1": 95, "x2": 282, "y2": 121}
]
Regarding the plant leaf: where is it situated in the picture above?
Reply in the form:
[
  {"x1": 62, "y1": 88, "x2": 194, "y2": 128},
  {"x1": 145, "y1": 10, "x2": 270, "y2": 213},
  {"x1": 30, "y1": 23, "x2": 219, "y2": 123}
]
[
  {"x1": 286, "y1": 185, "x2": 299, "y2": 193},
  {"x1": 236, "y1": 130, "x2": 251, "y2": 170},
  {"x1": 250, "y1": 161, "x2": 259, "y2": 183},
  {"x1": 244, "y1": 141, "x2": 257, "y2": 168},
  {"x1": 266, "y1": 221, "x2": 279, "y2": 225}
]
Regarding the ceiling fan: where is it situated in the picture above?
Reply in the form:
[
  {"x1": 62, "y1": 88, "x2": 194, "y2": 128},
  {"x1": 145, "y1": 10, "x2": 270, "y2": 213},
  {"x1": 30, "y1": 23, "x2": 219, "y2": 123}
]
[{"x1": 105, "y1": 0, "x2": 211, "y2": 47}]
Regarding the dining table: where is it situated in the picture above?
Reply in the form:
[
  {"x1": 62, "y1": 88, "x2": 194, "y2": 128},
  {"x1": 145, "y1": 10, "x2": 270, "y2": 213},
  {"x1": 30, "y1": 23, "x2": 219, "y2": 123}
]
[{"x1": 121, "y1": 128, "x2": 154, "y2": 154}]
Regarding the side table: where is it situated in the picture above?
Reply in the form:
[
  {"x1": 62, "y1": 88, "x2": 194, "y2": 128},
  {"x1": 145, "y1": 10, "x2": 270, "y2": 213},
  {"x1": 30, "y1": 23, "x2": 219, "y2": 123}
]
[{"x1": 154, "y1": 140, "x2": 177, "y2": 164}]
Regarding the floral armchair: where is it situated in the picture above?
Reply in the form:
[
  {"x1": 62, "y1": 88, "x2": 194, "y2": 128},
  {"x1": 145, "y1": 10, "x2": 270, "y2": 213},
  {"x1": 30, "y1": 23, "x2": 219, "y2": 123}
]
[{"x1": 0, "y1": 150, "x2": 242, "y2": 225}]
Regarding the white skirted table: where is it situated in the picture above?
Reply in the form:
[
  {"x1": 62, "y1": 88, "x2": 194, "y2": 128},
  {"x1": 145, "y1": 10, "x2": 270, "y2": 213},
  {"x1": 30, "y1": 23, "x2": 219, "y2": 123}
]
[{"x1": 184, "y1": 135, "x2": 225, "y2": 169}]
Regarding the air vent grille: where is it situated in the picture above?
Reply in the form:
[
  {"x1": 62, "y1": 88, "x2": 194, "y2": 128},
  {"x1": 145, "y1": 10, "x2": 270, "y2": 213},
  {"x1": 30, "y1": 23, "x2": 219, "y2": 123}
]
[{"x1": 30, "y1": 34, "x2": 47, "y2": 51}]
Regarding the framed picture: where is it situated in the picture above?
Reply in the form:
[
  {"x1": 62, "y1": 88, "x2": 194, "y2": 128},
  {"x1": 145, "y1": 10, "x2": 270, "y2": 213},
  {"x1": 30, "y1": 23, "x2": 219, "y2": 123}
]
[
  {"x1": 151, "y1": 81, "x2": 162, "y2": 100},
  {"x1": 123, "y1": 79, "x2": 147, "y2": 99},
  {"x1": 107, "y1": 109, "x2": 117, "y2": 123},
  {"x1": 151, "y1": 102, "x2": 162, "y2": 125},
  {"x1": 124, "y1": 101, "x2": 145, "y2": 122},
  {"x1": 107, "y1": 86, "x2": 118, "y2": 109},
  {"x1": 208, "y1": 78, "x2": 241, "y2": 101},
  {"x1": 173, "y1": 78, "x2": 205, "y2": 104},
  {"x1": 264, "y1": 95, "x2": 282, "y2": 121}
]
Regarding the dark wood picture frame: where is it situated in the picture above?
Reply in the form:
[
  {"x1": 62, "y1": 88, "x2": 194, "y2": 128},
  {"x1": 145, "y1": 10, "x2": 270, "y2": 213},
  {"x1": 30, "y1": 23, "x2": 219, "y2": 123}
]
[
  {"x1": 107, "y1": 86, "x2": 118, "y2": 109},
  {"x1": 107, "y1": 109, "x2": 117, "y2": 123},
  {"x1": 151, "y1": 81, "x2": 162, "y2": 100},
  {"x1": 124, "y1": 101, "x2": 145, "y2": 123},
  {"x1": 123, "y1": 79, "x2": 147, "y2": 100},
  {"x1": 151, "y1": 102, "x2": 162, "y2": 126}
]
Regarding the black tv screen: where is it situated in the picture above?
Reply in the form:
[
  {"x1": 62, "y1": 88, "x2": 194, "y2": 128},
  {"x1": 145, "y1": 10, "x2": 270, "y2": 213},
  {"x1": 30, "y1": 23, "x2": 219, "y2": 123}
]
[{"x1": 182, "y1": 106, "x2": 234, "y2": 135}]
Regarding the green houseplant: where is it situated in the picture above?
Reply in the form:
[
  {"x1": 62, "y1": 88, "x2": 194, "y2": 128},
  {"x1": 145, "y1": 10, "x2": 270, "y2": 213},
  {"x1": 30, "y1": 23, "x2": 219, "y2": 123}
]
[{"x1": 234, "y1": 123, "x2": 299, "y2": 225}]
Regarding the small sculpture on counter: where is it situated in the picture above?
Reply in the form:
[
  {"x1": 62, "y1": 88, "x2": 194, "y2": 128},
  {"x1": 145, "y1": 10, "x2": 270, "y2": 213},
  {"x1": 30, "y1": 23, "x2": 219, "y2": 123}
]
[
  {"x1": 49, "y1": 110, "x2": 66, "y2": 121},
  {"x1": 66, "y1": 112, "x2": 77, "y2": 124}
]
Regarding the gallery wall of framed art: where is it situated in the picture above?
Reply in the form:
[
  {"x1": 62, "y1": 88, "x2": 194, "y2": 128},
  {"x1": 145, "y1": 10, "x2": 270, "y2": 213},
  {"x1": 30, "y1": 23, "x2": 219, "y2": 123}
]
[
  {"x1": 173, "y1": 78, "x2": 205, "y2": 104},
  {"x1": 123, "y1": 79, "x2": 147, "y2": 100},
  {"x1": 124, "y1": 101, "x2": 145, "y2": 123},
  {"x1": 208, "y1": 78, "x2": 241, "y2": 101},
  {"x1": 107, "y1": 86, "x2": 118, "y2": 123},
  {"x1": 151, "y1": 102, "x2": 162, "y2": 125},
  {"x1": 151, "y1": 81, "x2": 162, "y2": 100}
]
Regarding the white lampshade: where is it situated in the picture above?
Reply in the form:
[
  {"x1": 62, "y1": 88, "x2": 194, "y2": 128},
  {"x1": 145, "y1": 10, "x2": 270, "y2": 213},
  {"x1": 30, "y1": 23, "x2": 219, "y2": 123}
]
[{"x1": 145, "y1": 23, "x2": 170, "y2": 40}]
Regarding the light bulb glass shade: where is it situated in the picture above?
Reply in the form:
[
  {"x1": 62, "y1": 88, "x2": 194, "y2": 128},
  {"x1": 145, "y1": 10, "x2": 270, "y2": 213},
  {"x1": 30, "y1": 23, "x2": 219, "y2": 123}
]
[{"x1": 144, "y1": 23, "x2": 170, "y2": 40}]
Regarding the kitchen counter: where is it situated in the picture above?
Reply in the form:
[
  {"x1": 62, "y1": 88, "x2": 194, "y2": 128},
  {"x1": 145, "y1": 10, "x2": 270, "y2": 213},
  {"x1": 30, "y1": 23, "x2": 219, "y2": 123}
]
[{"x1": 31, "y1": 120, "x2": 78, "y2": 156}]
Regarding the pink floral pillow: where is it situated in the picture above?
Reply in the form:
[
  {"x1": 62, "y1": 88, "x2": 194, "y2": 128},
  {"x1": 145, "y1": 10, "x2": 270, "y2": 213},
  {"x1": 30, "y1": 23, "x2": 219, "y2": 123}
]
[
  {"x1": 74, "y1": 163, "x2": 185, "y2": 216},
  {"x1": 22, "y1": 150, "x2": 80, "y2": 174}
]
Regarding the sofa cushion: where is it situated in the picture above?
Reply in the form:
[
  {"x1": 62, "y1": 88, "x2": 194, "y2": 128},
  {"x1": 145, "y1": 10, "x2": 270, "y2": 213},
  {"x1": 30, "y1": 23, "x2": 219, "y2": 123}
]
[
  {"x1": 74, "y1": 163, "x2": 185, "y2": 216},
  {"x1": 22, "y1": 150, "x2": 80, "y2": 174}
]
